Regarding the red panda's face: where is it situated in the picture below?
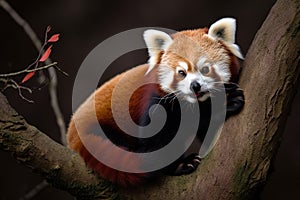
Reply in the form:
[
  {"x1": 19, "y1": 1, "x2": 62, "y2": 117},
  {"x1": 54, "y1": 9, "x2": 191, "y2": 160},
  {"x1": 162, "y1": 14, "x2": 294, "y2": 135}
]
[
  {"x1": 158, "y1": 32, "x2": 233, "y2": 103},
  {"x1": 144, "y1": 18, "x2": 243, "y2": 103}
]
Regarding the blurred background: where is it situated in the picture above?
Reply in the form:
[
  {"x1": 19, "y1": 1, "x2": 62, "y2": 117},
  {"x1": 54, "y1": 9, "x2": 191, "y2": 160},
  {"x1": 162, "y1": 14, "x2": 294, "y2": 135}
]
[{"x1": 0, "y1": 0, "x2": 299, "y2": 199}]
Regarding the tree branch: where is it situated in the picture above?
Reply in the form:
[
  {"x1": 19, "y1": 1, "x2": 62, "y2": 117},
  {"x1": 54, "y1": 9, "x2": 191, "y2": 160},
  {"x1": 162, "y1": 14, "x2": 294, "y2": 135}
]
[
  {"x1": 119, "y1": 0, "x2": 300, "y2": 199},
  {"x1": 0, "y1": 0, "x2": 67, "y2": 146},
  {"x1": 0, "y1": 78, "x2": 34, "y2": 103},
  {"x1": 0, "y1": 62, "x2": 58, "y2": 77},
  {"x1": 19, "y1": 180, "x2": 48, "y2": 200},
  {"x1": 0, "y1": 0, "x2": 299, "y2": 199},
  {"x1": 0, "y1": 92, "x2": 117, "y2": 200}
]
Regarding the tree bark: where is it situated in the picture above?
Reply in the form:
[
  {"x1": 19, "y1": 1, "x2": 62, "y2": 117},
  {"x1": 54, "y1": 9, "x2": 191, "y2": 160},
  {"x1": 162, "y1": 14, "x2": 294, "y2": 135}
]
[
  {"x1": 119, "y1": 0, "x2": 300, "y2": 199},
  {"x1": 0, "y1": 0, "x2": 299, "y2": 199},
  {"x1": 0, "y1": 92, "x2": 117, "y2": 200}
]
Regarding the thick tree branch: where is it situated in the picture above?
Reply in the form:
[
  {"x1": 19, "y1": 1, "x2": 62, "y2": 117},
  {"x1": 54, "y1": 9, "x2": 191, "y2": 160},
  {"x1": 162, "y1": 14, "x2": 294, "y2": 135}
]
[
  {"x1": 0, "y1": 0, "x2": 299, "y2": 199},
  {"x1": 0, "y1": 92, "x2": 117, "y2": 200},
  {"x1": 120, "y1": 0, "x2": 300, "y2": 199}
]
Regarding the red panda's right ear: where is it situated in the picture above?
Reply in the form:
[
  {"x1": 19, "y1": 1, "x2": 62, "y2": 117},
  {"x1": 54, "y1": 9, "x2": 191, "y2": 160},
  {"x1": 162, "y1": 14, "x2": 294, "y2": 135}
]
[
  {"x1": 208, "y1": 18, "x2": 244, "y2": 59},
  {"x1": 143, "y1": 30, "x2": 173, "y2": 74}
]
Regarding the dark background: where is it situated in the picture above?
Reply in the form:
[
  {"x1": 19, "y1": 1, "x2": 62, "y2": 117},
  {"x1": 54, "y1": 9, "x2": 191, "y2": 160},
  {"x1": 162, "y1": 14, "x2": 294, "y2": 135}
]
[{"x1": 0, "y1": 0, "x2": 299, "y2": 199}]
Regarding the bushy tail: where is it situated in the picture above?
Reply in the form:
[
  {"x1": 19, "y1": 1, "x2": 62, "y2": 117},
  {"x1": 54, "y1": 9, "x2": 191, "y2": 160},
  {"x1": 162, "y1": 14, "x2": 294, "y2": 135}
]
[{"x1": 67, "y1": 121, "x2": 146, "y2": 186}]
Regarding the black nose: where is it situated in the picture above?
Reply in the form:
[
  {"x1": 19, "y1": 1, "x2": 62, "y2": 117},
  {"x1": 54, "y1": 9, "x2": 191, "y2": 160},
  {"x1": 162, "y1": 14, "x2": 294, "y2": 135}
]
[{"x1": 190, "y1": 81, "x2": 201, "y2": 93}]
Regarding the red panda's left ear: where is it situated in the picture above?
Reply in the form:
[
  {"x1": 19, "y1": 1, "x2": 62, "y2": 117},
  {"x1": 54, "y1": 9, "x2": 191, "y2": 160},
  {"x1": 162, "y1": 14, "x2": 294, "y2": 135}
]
[
  {"x1": 208, "y1": 18, "x2": 244, "y2": 59},
  {"x1": 143, "y1": 30, "x2": 173, "y2": 74}
]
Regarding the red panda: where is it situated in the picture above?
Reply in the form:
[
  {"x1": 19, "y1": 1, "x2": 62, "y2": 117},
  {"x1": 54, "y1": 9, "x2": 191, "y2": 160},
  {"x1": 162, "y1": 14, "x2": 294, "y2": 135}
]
[{"x1": 67, "y1": 18, "x2": 245, "y2": 186}]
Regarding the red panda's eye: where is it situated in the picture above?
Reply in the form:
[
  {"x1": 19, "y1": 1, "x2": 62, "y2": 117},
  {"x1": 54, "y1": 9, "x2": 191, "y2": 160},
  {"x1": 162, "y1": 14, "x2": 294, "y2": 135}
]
[
  {"x1": 178, "y1": 70, "x2": 187, "y2": 78},
  {"x1": 200, "y1": 66, "x2": 210, "y2": 75}
]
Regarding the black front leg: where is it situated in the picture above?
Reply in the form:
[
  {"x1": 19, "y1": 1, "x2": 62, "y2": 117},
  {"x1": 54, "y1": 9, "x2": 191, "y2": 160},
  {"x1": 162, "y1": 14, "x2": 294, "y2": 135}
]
[{"x1": 224, "y1": 83, "x2": 245, "y2": 118}]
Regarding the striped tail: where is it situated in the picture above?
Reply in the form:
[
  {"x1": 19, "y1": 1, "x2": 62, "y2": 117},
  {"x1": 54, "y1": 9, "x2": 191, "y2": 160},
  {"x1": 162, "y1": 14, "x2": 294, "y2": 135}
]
[{"x1": 67, "y1": 121, "x2": 147, "y2": 186}]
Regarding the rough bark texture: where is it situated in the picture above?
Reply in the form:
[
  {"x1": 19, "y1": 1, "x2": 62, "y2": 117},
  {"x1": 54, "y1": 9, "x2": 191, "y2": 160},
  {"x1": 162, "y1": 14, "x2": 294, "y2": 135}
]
[
  {"x1": 121, "y1": 0, "x2": 300, "y2": 199},
  {"x1": 0, "y1": 0, "x2": 299, "y2": 199},
  {"x1": 0, "y1": 92, "x2": 117, "y2": 200}
]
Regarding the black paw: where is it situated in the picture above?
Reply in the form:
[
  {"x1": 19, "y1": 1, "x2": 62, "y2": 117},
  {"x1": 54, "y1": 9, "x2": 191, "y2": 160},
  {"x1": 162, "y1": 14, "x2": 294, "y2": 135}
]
[
  {"x1": 224, "y1": 83, "x2": 245, "y2": 118},
  {"x1": 173, "y1": 154, "x2": 201, "y2": 175}
]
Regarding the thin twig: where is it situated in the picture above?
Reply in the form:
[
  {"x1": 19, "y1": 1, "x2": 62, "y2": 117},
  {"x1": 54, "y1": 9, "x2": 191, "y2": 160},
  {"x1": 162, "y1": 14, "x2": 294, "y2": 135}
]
[
  {"x1": 1, "y1": 79, "x2": 34, "y2": 103},
  {"x1": 18, "y1": 180, "x2": 49, "y2": 200},
  {"x1": 0, "y1": 0, "x2": 67, "y2": 145},
  {"x1": 0, "y1": 0, "x2": 67, "y2": 199},
  {"x1": 54, "y1": 65, "x2": 69, "y2": 77},
  {"x1": 0, "y1": 62, "x2": 58, "y2": 77}
]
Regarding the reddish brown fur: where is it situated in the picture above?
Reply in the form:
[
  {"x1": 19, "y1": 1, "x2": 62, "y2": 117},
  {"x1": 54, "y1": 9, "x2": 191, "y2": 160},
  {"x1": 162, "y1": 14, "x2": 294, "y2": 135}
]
[
  {"x1": 68, "y1": 121, "x2": 146, "y2": 186},
  {"x1": 148, "y1": 25, "x2": 241, "y2": 100},
  {"x1": 227, "y1": 51, "x2": 240, "y2": 82},
  {"x1": 67, "y1": 64, "x2": 165, "y2": 186},
  {"x1": 67, "y1": 27, "x2": 241, "y2": 186},
  {"x1": 165, "y1": 28, "x2": 240, "y2": 82}
]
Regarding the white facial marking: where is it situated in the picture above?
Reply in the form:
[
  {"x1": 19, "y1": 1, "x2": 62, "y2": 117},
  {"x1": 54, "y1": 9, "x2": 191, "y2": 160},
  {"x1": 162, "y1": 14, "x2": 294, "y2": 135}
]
[
  {"x1": 177, "y1": 73, "x2": 197, "y2": 93},
  {"x1": 178, "y1": 61, "x2": 188, "y2": 71},
  {"x1": 196, "y1": 56, "x2": 208, "y2": 69},
  {"x1": 176, "y1": 66, "x2": 186, "y2": 77},
  {"x1": 214, "y1": 62, "x2": 231, "y2": 81},
  {"x1": 172, "y1": 55, "x2": 229, "y2": 104},
  {"x1": 177, "y1": 72, "x2": 205, "y2": 103},
  {"x1": 158, "y1": 65, "x2": 174, "y2": 92},
  {"x1": 185, "y1": 96, "x2": 198, "y2": 103},
  {"x1": 158, "y1": 56, "x2": 231, "y2": 104},
  {"x1": 197, "y1": 55, "x2": 231, "y2": 82}
]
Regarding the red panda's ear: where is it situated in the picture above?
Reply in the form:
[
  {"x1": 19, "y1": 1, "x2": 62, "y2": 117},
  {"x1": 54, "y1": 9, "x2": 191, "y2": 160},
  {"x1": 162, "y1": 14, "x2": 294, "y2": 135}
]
[
  {"x1": 143, "y1": 30, "x2": 173, "y2": 74},
  {"x1": 208, "y1": 18, "x2": 244, "y2": 59}
]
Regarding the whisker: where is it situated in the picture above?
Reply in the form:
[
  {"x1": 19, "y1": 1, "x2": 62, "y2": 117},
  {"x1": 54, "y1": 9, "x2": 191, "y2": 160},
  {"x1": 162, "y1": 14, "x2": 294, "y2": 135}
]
[{"x1": 151, "y1": 90, "x2": 182, "y2": 114}]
